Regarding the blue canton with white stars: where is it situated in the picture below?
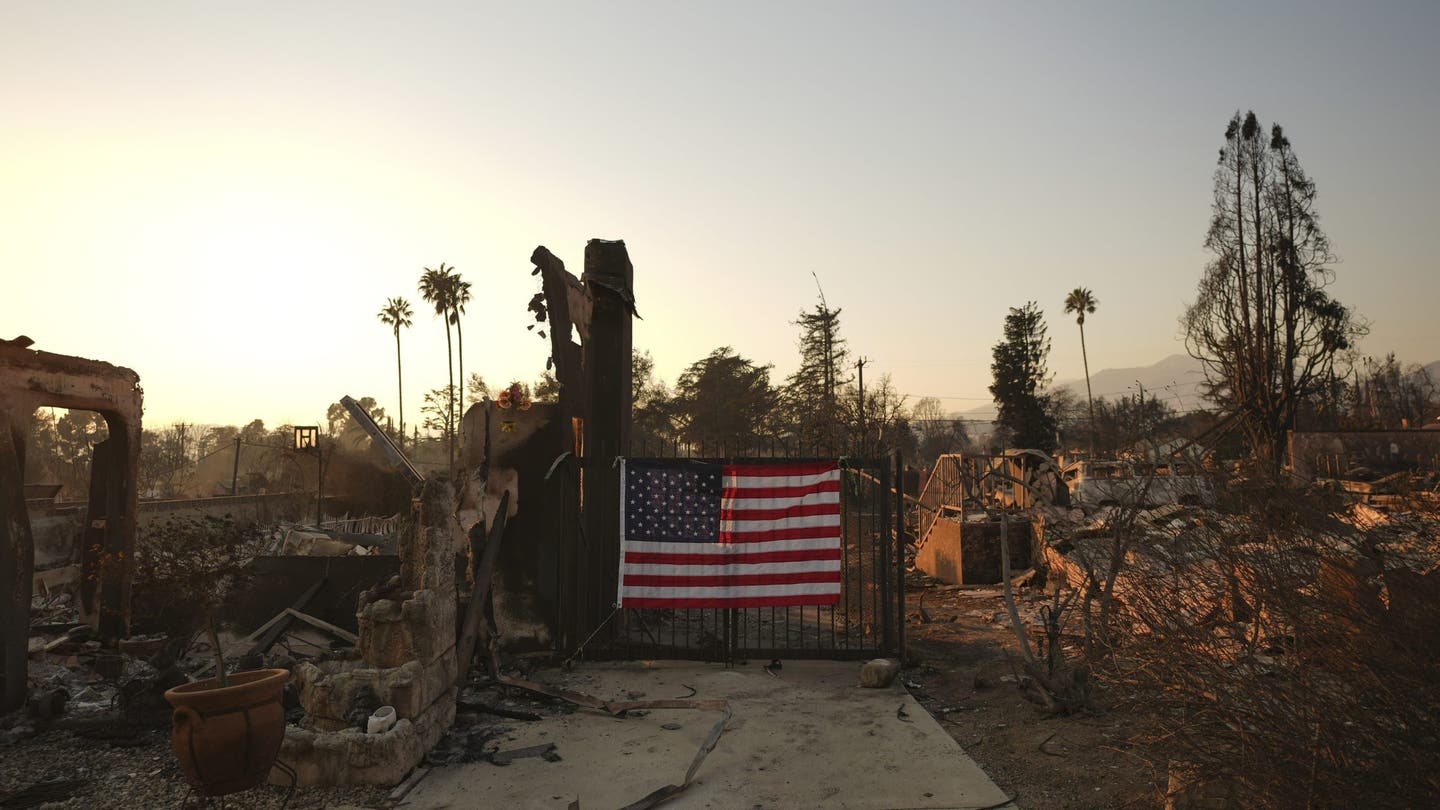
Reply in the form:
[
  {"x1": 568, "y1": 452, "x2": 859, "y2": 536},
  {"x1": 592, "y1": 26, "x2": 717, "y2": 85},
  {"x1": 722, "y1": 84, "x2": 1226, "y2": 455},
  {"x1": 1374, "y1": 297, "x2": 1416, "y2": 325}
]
[{"x1": 625, "y1": 461, "x2": 723, "y2": 542}]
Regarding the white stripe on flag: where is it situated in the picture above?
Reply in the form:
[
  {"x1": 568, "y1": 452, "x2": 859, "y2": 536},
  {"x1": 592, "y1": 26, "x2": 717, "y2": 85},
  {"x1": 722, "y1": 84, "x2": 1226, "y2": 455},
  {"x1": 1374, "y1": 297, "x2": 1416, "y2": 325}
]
[
  {"x1": 623, "y1": 560, "x2": 840, "y2": 576},
  {"x1": 722, "y1": 513, "x2": 840, "y2": 533},
  {"x1": 622, "y1": 538, "x2": 839, "y2": 555}
]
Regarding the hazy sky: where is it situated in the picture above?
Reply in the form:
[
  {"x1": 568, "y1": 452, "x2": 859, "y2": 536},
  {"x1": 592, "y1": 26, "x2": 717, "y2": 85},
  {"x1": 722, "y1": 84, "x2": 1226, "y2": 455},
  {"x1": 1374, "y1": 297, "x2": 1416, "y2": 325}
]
[{"x1": 4, "y1": 1, "x2": 1437, "y2": 429}]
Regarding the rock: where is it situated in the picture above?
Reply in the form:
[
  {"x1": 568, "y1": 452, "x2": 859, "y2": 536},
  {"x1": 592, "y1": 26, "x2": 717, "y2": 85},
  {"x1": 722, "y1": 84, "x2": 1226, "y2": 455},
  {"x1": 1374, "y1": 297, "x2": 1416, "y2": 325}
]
[
  {"x1": 117, "y1": 634, "x2": 170, "y2": 659},
  {"x1": 859, "y1": 658, "x2": 901, "y2": 688},
  {"x1": 27, "y1": 687, "x2": 68, "y2": 721}
]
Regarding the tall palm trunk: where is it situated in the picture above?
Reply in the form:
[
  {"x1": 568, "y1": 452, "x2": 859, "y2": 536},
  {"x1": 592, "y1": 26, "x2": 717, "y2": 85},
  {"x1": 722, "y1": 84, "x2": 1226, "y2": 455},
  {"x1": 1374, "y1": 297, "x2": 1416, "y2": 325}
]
[
  {"x1": 1080, "y1": 320, "x2": 1096, "y2": 455},
  {"x1": 453, "y1": 309, "x2": 465, "y2": 469},
  {"x1": 454, "y1": 311, "x2": 464, "y2": 417},
  {"x1": 393, "y1": 327, "x2": 405, "y2": 449},
  {"x1": 444, "y1": 321, "x2": 455, "y2": 472}
]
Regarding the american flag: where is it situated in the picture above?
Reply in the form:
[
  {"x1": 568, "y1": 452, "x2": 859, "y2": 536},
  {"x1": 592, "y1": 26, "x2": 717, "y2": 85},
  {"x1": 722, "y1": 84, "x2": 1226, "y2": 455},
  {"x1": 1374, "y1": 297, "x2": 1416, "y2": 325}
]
[{"x1": 618, "y1": 460, "x2": 843, "y2": 608}]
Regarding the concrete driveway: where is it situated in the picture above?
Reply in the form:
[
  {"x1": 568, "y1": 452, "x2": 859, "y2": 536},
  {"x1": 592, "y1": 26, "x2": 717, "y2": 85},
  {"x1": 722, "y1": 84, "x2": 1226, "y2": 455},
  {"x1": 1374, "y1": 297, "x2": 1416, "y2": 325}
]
[{"x1": 400, "y1": 660, "x2": 1013, "y2": 810}]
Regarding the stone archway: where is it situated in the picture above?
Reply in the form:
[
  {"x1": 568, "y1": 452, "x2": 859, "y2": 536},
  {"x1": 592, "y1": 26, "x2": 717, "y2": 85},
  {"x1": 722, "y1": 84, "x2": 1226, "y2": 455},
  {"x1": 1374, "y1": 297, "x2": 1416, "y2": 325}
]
[{"x1": 0, "y1": 338, "x2": 142, "y2": 712}]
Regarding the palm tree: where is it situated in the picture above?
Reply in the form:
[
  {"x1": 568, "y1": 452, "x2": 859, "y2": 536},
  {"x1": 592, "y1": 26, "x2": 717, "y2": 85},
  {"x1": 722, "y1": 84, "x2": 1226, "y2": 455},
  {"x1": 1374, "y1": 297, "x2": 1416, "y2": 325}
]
[
  {"x1": 377, "y1": 297, "x2": 413, "y2": 448},
  {"x1": 450, "y1": 274, "x2": 473, "y2": 410},
  {"x1": 419, "y1": 263, "x2": 458, "y2": 470},
  {"x1": 1064, "y1": 288, "x2": 1099, "y2": 454}
]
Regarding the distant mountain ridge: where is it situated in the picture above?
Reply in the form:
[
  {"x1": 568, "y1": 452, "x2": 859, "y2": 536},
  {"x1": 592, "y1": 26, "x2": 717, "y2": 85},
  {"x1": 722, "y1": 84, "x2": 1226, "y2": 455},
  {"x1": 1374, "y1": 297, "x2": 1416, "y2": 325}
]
[
  {"x1": 958, "y1": 354, "x2": 1440, "y2": 422},
  {"x1": 1053, "y1": 353, "x2": 1207, "y2": 409},
  {"x1": 959, "y1": 353, "x2": 1207, "y2": 420}
]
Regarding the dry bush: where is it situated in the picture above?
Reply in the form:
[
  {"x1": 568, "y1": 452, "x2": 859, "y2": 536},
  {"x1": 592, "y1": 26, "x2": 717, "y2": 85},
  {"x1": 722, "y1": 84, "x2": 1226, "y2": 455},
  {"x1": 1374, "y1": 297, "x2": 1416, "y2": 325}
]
[
  {"x1": 1100, "y1": 485, "x2": 1440, "y2": 808},
  {"x1": 129, "y1": 515, "x2": 267, "y2": 653}
]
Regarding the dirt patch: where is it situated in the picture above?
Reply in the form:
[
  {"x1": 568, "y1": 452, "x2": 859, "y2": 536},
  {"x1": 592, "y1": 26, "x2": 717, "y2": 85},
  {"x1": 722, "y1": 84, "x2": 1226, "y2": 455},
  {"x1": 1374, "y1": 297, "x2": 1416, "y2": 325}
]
[{"x1": 904, "y1": 580, "x2": 1164, "y2": 809}]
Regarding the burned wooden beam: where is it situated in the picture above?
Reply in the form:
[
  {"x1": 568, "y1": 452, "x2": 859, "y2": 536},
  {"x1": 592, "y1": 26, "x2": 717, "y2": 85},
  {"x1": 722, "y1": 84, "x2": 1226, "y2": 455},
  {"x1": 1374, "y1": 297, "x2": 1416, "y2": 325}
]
[
  {"x1": 580, "y1": 239, "x2": 634, "y2": 632},
  {"x1": 283, "y1": 608, "x2": 359, "y2": 646},
  {"x1": 455, "y1": 490, "x2": 510, "y2": 687},
  {"x1": 0, "y1": 424, "x2": 34, "y2": 713},
  {"x1": 531, "y1": 246, "x2": 586, "y2": 419},
  {"x1": 246, "y1": 578, "x2": 328, "y2": 657}
]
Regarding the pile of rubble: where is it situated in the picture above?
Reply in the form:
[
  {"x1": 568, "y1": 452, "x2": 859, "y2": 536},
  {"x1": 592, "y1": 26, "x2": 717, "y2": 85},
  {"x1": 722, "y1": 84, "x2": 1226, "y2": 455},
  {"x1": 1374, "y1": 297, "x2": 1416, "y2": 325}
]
[{"x1": 907, "y1": 487, "x2": 1440, "y2": 659}]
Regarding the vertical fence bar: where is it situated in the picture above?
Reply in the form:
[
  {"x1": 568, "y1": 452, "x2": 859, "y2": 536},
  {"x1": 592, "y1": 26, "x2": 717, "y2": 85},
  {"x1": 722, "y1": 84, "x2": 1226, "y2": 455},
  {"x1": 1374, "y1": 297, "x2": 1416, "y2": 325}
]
[
  {"x1": 876, "y1": 461, "x2": 885, "y2": 654},
  {"x1": 842, "y1": 464, "x2": 851, "y2": 653},
  {"x1": 894, "y1": 451, "x2": 906, "y2": 659},
  {"x1": 727, "y1": 607, "x2": 737, "y2": 665}
]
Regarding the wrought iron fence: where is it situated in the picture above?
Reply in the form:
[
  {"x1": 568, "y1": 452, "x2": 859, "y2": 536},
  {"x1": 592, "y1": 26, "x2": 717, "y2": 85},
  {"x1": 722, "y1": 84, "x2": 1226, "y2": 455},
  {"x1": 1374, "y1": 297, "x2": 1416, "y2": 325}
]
[{"x1": 562, "y1": 435, "x2": 905, "y2": 663}]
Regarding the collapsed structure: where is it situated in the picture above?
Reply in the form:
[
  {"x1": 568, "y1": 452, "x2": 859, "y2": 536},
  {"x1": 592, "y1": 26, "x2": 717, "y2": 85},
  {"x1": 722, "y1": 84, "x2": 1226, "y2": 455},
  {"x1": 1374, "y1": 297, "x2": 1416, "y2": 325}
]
[
  {"x1": 1, "y1": 338, "x2": 143, "y2": 714},
  {"x1": 269, "y1": 239, "x2": 637, "y2": 786},
  {"x1": 277, "y1": 478, "x2": 460, "y2": 785}
]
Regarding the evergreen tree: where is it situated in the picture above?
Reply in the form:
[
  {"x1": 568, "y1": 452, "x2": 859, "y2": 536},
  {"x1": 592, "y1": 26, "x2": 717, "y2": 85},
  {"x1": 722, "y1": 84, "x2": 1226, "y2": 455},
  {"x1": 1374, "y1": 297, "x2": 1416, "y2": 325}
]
[
  {"x1": 783, "y1": 298, "x2": 851, "y2": 453},
  {"x1": 673, "y1": 347, "x2": 775, "y2": 450},
  {"x1": 989, "y1": 302, "x2": 1058, "y2": 453}
]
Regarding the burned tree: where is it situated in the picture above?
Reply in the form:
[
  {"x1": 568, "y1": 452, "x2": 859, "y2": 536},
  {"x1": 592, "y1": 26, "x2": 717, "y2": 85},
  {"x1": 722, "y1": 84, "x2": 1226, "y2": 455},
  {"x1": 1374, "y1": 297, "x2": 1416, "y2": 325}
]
[{"x1": 1182, "y1": 111, "x2": 1363, "y2": 473}]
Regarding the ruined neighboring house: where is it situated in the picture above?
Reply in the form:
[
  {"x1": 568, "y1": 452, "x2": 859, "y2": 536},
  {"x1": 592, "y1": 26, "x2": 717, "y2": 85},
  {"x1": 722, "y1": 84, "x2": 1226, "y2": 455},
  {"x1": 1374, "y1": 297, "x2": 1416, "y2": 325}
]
[
  {"x1": 0, "y1": 337, "x2": 143, "y2": 712},
  {"x1": 1289, "y1": 429, "x2": 1440, "y2": 481},
  {"x1": 1061, "y1": 458, "x2": 1214, "y2": 507}
]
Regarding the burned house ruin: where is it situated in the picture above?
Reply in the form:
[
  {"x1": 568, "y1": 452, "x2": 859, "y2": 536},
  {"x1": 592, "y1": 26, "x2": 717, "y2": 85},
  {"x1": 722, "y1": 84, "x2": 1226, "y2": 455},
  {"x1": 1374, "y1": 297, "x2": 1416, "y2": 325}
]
[{"x1": 1, "y1": 338, "x2": 143, "y2": 714}]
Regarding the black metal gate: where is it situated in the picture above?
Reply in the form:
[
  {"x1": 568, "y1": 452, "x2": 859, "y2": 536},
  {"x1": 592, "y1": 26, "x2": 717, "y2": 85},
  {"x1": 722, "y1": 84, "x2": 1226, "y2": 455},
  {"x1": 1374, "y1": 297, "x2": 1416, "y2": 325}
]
[{"x1": 559, "y1": 453, "x2": 905, "y2": 663}]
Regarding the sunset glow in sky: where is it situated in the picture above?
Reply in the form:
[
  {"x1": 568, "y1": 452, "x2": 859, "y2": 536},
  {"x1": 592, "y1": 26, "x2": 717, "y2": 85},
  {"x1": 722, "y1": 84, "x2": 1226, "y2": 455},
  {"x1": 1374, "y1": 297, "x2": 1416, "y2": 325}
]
[{"x1": 4, "y1": 1, "x2": 1437, "y2": 430}]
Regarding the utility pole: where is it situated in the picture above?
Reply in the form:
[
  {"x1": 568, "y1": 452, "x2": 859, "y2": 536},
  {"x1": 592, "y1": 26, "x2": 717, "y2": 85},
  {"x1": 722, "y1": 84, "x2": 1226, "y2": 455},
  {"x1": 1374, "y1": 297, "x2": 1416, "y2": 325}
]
[
  {"x1": 857, "y1": 357, "x2": 867, "y2": 456},
  {"x1": 230, "y1": 436, "x2": 241, "y2": 495}
]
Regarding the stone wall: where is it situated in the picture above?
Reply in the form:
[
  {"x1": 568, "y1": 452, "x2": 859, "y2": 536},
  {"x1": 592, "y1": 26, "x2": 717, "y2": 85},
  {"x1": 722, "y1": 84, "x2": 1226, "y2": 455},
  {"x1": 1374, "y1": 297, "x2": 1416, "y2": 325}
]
[{"x1": 273, "y1": 478, "x2": 459, "y2": 787}]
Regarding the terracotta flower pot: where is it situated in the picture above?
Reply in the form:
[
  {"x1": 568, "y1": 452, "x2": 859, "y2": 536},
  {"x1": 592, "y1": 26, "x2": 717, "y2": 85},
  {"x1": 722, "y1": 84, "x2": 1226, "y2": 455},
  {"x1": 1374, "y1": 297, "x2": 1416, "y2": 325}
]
[{"x1": 164, "y1": 668, "x2": 289, "y2": 797}]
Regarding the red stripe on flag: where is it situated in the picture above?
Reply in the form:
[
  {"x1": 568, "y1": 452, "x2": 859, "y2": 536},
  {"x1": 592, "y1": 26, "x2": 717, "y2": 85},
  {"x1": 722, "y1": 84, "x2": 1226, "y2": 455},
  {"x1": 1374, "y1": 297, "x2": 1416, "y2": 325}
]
[
  {"x1": 721, "y1": 503, "x2": 839, "y2": 521},
  {"x1": 725, "y1": 463, "x2": 838, "y2": 478},
  {"x1": 624, "y1": 548, "x2": 842, "y2": 565},
  {"x1": 722, "y1": 479, "x2": 840, "y2": 499},
  {"x1": 622, "y1": 594, "x2": 841, "y2": 608},
  {"x1": 622, "y1": 571, "x2": 839, "y2": 588}
]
